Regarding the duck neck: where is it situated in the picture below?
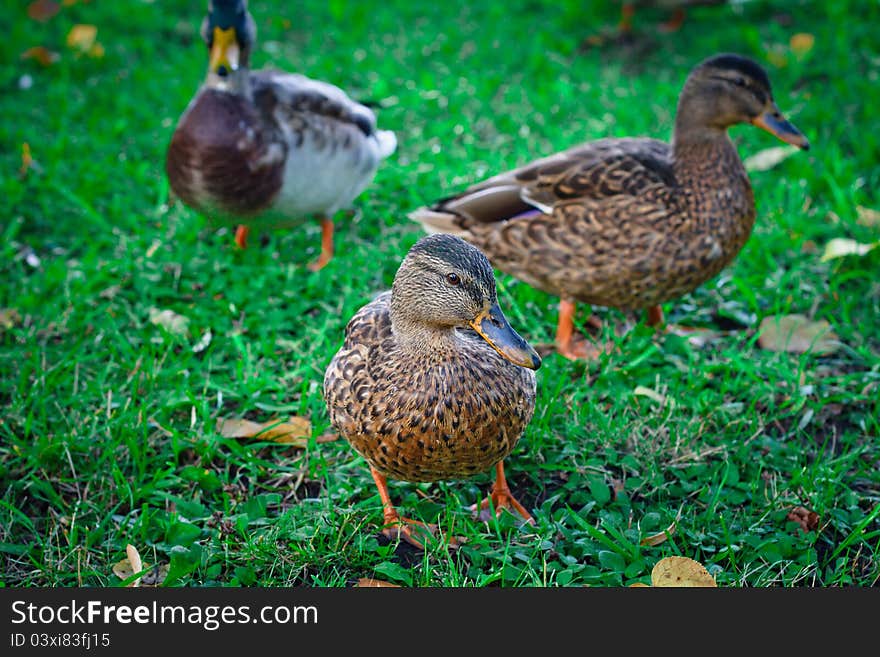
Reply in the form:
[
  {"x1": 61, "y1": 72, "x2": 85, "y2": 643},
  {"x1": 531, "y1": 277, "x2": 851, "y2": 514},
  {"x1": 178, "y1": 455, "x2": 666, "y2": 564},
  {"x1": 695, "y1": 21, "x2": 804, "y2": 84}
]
[
  {"x1": 390, "y1": 315, "x2": 460, "y2": 361},
  {"x1": 670, "y1": 122, "x2": 756, "y2": 242}
]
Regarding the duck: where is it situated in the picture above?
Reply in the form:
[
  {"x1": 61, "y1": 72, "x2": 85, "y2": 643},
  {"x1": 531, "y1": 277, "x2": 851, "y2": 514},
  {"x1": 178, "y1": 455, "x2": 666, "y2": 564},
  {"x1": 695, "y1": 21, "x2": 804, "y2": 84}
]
[
  {"x1": 323, "y1": 233, "x2": 541, "y2": 549},
  {"x1": 410, "y1": 53, "x2": 809, "y2": 360},
  {"x1": 618, "y1": 1, "x2": 728, "y2": 34},
  {"x1": 165, "y1": 0, "x2": 397, "y2": 271}
]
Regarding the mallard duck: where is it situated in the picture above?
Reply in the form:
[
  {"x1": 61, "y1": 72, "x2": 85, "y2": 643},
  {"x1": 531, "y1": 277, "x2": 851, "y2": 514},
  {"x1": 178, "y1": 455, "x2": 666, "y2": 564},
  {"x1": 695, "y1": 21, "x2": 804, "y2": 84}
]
[
  {"x1": 618, "y1": 1, "x2": 728, "y2": 34},
  {"x1": 165, "y1": 0, "x2": 396, "y2": 271},
  {"x1": 411, "y1": 53, "x2": 809, "y2": 360},
  {"x1": 323, "y1": 233, "x2": 541, "y2": 549}
]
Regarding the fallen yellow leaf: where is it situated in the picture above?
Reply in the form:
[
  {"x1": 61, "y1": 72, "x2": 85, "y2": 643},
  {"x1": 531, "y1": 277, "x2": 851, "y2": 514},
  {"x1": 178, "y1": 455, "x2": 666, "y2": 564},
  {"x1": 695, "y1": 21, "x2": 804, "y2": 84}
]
[
  {"x1": 66, "y1": 24, "x2": 97, "y2": 50},
  {"x1": 651, "y1": 556, "x2": 716, "y2": 587},
  {"x1": 66, "y1": 24, "x2": 104, "y2": 58},
  {"x1": 216, "y1": 416, "x2": 328, "y2": 447},
  {"x1": 757, "y1": 314, "x2": 840, "y2": 356},
  {"x1": 790, "y1": 33, "x2": 815, "y2": 56},
  {"x1": 820, "y1": 237, "x2": 880, "y2": 262}
]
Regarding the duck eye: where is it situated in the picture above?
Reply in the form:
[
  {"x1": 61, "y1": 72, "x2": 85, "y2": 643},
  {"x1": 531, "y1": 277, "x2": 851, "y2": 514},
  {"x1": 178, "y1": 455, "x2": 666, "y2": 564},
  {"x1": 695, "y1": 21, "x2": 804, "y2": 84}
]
[
  {"x1": 445, "y1": 272, "x2": 461, "y2": 286},
  {"x1": 732, "y1": 76, "x2": 747, "y2": 87}
]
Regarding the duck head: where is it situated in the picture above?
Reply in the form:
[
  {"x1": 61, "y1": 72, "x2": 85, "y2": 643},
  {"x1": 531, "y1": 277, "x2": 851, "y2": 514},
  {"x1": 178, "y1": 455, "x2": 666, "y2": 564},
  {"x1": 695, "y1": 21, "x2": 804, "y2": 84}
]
[
  {"x1": 677, "y1": 52, "x2": 810, "y2": 150},
  {"x1": 201, "y1": 0, "x2": 256, "y2": 84},
  {"x1": 391, "y1": 234, "x2": 541, "y2": 370}
]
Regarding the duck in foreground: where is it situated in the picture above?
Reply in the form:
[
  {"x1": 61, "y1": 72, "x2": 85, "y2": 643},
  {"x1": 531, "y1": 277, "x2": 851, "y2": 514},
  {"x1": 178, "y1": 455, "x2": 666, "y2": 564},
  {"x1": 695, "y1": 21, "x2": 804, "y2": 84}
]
[
  {"x1": 323, "y1": 234, "x2": 541, "y2": 549},
  {"x1": 411, "y1": 53, "x2": 809, "y2": 359},
  {"x1": 165, "y1": 0, "x2": 396, "y2": 271}
]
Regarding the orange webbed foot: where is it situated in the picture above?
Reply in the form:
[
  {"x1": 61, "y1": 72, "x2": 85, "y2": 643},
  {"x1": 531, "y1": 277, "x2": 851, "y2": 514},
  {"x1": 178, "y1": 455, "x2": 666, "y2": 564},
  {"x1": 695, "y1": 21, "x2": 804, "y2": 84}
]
[{"x1": 470, "y1": 463, "x2": 535, "y2": 526}]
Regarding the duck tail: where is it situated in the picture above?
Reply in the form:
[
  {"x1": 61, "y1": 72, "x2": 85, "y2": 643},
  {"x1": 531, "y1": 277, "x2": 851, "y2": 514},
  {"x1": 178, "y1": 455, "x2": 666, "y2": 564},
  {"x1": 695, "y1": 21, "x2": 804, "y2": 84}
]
[
  {"x1": 375, "y1": 130, "x2": 397, "y2": 159},
  {"x1": 408, "y1": 206, "x2": 470, "y2": 238}
]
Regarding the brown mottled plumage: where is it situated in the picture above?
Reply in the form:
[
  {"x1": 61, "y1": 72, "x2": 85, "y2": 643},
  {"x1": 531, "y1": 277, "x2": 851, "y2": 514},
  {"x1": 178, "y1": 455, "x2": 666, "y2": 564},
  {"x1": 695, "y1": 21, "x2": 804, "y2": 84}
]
[
  {"x1": 411, "y1": 53, "x2": 810, "y2": 359},
  {"x1": 323, "y1": 234, "x2": 541, "y2": 549},
  {"x1": 165, "y1": 0, "x2": 396, "y2": 270}
]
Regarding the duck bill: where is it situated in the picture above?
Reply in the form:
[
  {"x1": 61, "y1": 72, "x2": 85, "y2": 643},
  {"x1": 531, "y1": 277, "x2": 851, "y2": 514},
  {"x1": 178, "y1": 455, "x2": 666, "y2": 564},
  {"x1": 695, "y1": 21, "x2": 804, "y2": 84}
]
[
  {"x1": 469, "y1": 303, "x2": 541, "y2": 370},
  {"x1": 752, "y1": 104, "x2": 810, "y2": 150},
  {"x1": 209, "y1": 26, "x2": 240, "y2": 76}
]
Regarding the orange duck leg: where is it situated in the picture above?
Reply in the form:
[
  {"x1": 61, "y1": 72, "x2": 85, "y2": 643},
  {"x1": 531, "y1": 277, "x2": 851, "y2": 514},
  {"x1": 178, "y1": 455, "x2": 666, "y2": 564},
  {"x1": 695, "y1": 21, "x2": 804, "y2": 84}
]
[
  {"x1": 307, "y1": 216, "x2": 335, "y2": 272},
  {"x1": 471, "y1": 462, "x2": 535, "y2": 525}
]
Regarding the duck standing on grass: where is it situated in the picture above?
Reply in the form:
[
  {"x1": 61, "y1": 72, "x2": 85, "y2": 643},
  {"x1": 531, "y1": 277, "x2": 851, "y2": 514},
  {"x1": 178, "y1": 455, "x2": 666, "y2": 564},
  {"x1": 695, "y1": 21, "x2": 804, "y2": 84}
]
[
  {"x1": 411, "y1": 53, "x2": 809, "y2": 359},
  {"x1": 323, "y1": 234, "x2": 541, "y2": 549},
  {"x1": 165, "y1": 0, "x2": 397, "y2": 271}
]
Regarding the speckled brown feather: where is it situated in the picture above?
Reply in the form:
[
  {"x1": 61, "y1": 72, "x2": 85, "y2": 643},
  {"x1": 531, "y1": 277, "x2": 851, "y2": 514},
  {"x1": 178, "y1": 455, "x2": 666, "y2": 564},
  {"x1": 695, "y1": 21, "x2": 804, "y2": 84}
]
[{"x1": 323, "y1": 291, "x2": 536, "y2": 483}]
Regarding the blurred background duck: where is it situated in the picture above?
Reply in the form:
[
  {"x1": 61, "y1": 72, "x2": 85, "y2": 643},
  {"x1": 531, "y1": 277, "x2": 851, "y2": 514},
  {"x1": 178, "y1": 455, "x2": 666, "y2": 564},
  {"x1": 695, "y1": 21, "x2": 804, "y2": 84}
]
[
  {"x1": 165, "y1": 0, "x2": 396, "y2": 271},
  {"x1": 411, "y1": 53, "x2": 809, "y2": 360},
  {"x1": 323, "y1": 234, "x2": 541, "y2": 549},
  {"x1": 618, "y1": 0, "x2": 729, "y2": 33}
]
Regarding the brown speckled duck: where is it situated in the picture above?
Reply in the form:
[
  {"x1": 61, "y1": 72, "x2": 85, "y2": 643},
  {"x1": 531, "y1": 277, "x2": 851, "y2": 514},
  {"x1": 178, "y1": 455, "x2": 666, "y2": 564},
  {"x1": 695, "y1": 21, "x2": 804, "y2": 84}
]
[
  {"x1": 165, "y1": 0, "x2": 396, "y2": 271},
  {"x1": 323, "y1": 234, "x2": 541, "y2": 549},
  {"x1": 411, "y1": 53, "x2": 809, "y2": 359}
]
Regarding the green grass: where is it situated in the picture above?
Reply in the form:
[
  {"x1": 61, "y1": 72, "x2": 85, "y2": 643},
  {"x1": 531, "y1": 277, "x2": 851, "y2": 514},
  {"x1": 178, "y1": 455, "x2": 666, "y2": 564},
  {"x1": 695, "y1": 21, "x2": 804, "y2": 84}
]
[{"x1": 2, "y1": 0, "x2": 878, "y2": 587}]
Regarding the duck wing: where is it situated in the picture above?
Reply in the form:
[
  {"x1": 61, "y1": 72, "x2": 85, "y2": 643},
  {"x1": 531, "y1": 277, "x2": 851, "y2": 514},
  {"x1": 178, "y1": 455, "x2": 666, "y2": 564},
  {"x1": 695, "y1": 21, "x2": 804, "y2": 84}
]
[
  {"x1": 250, "y1": 70, "x2": 397, "y2": 157},
  {"x1": 411, "y1": 137, "x2": 699, "y2": 307}
]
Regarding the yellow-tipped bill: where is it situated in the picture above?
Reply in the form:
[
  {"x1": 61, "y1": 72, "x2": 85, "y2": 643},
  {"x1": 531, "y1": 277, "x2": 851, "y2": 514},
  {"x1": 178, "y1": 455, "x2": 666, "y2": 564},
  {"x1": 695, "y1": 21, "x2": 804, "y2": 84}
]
[
  {"x1": 209, "y1": 26, "x2": 240, "y2": 75},
  {"x1": 469, "y1": 302, "x2": 541, "y2": 370}
]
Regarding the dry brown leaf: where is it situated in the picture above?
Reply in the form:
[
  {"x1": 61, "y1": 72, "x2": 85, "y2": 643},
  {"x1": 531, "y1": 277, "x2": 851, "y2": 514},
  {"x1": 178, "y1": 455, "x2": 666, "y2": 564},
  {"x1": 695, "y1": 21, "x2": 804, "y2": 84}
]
[
  {"x1": 354, "y1": 578, "x2": 400, "y2": 587},
  {"x1": 743, "y1": 145, "x2": 799, "y2": 172},
  {"x1": 112, "y1": 553, "x2": 168, "y2": 587},
  {"x1": 757, "y1": 314, "x2": 840, "y2": 356},
  {"x1": 820, "y1": 237, "x2": 880, "y2": 262},
  {"x1": 126, "y1": 544, "x2": 143, "y2": 587},
  {"x1": 789, "y1": 33, "x2": 815, "y2": 56},
  {"x1": 28, "y1": 0, "x2": 60, "y2": 21},
  {"x1": 0, "y1": 308, "x2": 22, "y2": 331},
  {"x1": 216, "y1": 416, "x2": 327, "y2": 447},
  {"x1": 786, "y1": 506, "x2": 820, "y2": 533},
  {"x1": 148, "y1": 307, "x2": 190, "y2": 337},
  {"x1": 651, "y1": 556, "x2": 716, "y2": 587},
  {"x1": 856, "y1": 205, "x2": 880, "y2": 228},
  {"x1": 20, "y1": 46, "x2": 60, "y2": 66},
  {"x1": 640, "y1": 520, "x2": 677, "y2": 547}
]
